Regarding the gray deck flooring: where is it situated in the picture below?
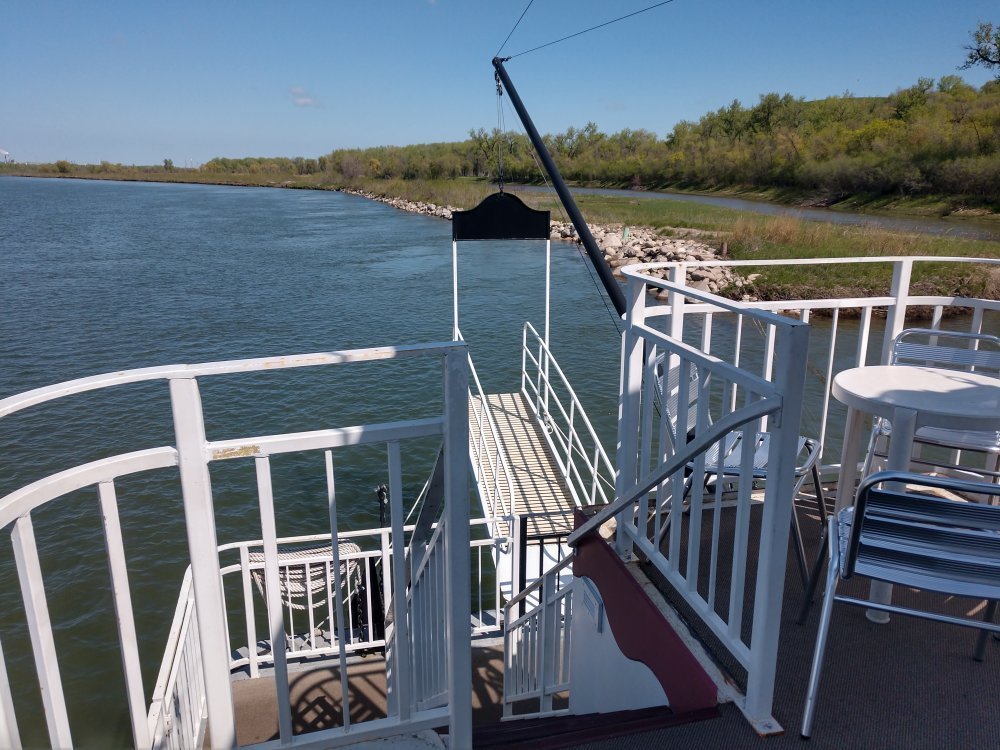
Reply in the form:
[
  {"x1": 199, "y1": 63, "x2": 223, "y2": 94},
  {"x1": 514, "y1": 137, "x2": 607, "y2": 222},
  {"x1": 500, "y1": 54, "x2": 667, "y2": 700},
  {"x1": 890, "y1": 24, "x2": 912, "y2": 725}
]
[
  {"x1": 574, "y1": 490, "x2": 1000, "y2": 749},
  {"x1": 469, "y1": 392, "x2": 577, "y2": 539}
]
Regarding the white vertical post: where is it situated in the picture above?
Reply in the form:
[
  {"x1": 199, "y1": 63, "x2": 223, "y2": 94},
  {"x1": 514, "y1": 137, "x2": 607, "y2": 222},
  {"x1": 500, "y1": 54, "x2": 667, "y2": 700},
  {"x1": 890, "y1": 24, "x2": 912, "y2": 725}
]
[
  {"x1": 745, "y1": 321, "x2": 810, "y2": 725},
  {"x1": 254, "y1": 455, "x2": 294, "y2": 744},
  {"x1": 882, "y1": 259, "x2": 913, "y2": 364},
  {"x1": 760, "y1": 324, "x2": 776, "y2": 432},
  {"x1": 98, "y1": 480, "x2": 151, "y2": 749},
  {"x1": 381, "y1": 526, "x2": 397, "y2": 717},
  {"x1": 668, "y1": 264, "x2": 687, "y2": 343},
  {"x1": 325, "y1": 450, "x2": 352, "y2": 730},
  {"x1": 239, "y1": 545, "x2": 259, "y2": 679},
  {"x1": 169, "y1": 377, "x2": 236, "y2": 748},
  {"x1": 444, "y1": 345, "x2": 472, "y2": 747},
  {"x1": 543, "y1": 239, "x2": 552, "y2": 416},
  {"x1": 0, "y1": 635, "x2": 20, "y2": 750},
  {"x1": 11, "y1": 515, "x2": 71, "y2": 748},
  {"x1": 615, "y1": 275, "x2": 647, "y2": 556},
  {"x1": 452, "y1": 240, "x2": 460, "y2": 339},
  {"x1": 387, "y1": 441, "x2": 412, "y2": 721}
]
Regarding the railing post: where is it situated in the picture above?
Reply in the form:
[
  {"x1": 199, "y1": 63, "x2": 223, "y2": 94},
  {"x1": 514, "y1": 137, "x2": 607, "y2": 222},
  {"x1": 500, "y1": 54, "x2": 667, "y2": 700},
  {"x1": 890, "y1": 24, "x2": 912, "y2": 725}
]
[
  {"x1": 538, "y1": 571, "x2": 553, "y2": 714},
  {"x1": 98, "y1": 480, "x2": 151, "y2": 749},
  {"x1": 744, "y1": 321, "x2": 810, "y2": 728},
  {"x1": 881, "y1": 258, "x2": 913, "y2": 364},
  {"x1": 668, "y1": 263, "x2": 687, "y2": 343},
  {"x1": 615, "y1": 274, "x2": 648, "y2": 557},
  {"x1": 443, "y1": 346, "x2": 472, "y2": 748},
  {"x1": 512, "y1": 515, "x2": 528, "y2": 618},
  {"x1": 169, "y1": 377, "x2": 236, "y2": 748},
  {"x1": 0, "y1": 635, "x2": 19, "y2": 750},
  {"x1": 239, "y1": 545, "x2": 259, "y2": 679}
]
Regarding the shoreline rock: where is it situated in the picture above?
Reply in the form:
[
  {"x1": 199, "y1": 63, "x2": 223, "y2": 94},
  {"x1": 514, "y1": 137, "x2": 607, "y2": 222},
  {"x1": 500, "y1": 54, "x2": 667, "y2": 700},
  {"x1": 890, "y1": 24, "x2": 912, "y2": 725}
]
[{"x1": 341, "y1": 188, "x2": 742, "y2": 299}]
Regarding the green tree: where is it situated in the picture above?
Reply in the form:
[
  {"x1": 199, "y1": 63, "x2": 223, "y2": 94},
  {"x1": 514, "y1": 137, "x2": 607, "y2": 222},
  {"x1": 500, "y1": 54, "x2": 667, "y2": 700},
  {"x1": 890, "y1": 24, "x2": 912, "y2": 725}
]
[
  {"x1": 961, "y1": 22, "x2": 1000, "y2": 78},
  {"x1": 163, "y1": 158, "x2": 174, "y2": 171},
  {"x1": 55, "y1": 160, "x2": 71, "y2": 173}
]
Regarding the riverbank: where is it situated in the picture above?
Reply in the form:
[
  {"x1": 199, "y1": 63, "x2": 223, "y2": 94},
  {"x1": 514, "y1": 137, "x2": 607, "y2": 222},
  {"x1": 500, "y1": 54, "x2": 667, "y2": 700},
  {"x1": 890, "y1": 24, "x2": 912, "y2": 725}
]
[
  {"x1": 340, "y1": 188, "x2": 740, "y2": 298},
  {"x1": 5, "y1": 170, "x2": 998, "y2": 300}
]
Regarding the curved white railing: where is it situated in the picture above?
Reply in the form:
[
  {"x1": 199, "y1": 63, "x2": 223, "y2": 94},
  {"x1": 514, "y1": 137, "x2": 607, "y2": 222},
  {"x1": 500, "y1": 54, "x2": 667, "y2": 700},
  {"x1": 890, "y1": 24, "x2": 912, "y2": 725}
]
[{"x1": 0, "y1": 340, "x2": 474, "y2": 749}]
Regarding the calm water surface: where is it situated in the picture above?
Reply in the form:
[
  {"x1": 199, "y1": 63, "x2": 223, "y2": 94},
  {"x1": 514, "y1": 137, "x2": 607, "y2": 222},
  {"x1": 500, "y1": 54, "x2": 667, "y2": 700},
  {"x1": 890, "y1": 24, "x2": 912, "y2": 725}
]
[{"x1": 0, "y1": 176, "x2": 623, "y2": 746}]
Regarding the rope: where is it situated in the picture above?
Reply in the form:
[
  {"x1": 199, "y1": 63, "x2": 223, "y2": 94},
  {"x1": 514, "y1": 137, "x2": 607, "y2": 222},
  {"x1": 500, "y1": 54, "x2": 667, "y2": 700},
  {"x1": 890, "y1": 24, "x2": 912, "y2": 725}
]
[
  {"x1": 495, "y1": 75, "x2": 505, "y2": 191},
  {"x1": 495, "y1": 0, "x2": 535, "y2": 58},
  {"x1": 508, "y1": 0, "x2": 678, "y2": 59}
]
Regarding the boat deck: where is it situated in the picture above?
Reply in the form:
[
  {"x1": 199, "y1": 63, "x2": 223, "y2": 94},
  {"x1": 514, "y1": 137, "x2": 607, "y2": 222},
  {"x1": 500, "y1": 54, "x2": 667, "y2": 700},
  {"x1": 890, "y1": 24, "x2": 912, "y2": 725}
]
[
  {"x1": 577, "y1": 491, "x2": 1000, "y2": 750},
  {"x1": 469, "y1": 391, "x2": 577, "y2": 539},
  {"x1": 228, "y1": 488, "x2": 1000, "y2": 749}
]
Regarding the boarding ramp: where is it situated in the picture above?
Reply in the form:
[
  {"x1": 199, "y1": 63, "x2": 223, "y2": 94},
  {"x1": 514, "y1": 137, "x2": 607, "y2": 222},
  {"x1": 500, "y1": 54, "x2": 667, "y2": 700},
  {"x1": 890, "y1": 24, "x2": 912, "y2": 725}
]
[{"x1": 465, "y1": 322, "x2": 615, "y2": 596}]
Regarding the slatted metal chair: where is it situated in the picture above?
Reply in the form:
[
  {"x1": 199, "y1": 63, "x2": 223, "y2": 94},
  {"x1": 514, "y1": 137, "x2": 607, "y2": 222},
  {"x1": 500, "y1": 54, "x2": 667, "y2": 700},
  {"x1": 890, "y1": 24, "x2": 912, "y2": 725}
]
[
  {"x1": 800, "y1": 471, "x2": 1000, "y2": 738},
  {"x1": 864, "y1": 328, "x2": 1000, "y2": 480},
  {"x1": 654, "y1": 354, "x2": 827, "y2": 585},
  {"x1": 249, "y1": 541, "x2": 363, "y2": 613}
]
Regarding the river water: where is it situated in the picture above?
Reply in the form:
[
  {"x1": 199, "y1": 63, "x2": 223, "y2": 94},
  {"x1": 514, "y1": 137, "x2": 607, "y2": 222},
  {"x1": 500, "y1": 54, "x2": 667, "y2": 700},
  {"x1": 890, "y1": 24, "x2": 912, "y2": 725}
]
[
  {"x1": 513, "y1": 184, "x2": 1000, "y2": 241},
  {"x1": 0, "y1": 176, "x2": 624, "y2": 746}
]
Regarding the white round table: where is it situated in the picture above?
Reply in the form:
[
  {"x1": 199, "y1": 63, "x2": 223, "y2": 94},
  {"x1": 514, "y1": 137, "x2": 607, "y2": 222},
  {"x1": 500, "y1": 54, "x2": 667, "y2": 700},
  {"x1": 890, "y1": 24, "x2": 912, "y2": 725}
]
[{"x1": 833, "y1": 364, "x2": 1000, "y2": 621}]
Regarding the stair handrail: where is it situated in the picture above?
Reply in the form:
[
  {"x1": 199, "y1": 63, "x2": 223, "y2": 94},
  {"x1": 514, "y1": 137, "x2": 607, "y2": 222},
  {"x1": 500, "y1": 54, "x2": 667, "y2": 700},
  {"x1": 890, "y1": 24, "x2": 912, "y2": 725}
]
[
  {"x1": 458, "y1": 328, "x2": 519, "y2": 520},
  {"x1": 503, "y1": 552, "x2": 575, "y2": 719}
]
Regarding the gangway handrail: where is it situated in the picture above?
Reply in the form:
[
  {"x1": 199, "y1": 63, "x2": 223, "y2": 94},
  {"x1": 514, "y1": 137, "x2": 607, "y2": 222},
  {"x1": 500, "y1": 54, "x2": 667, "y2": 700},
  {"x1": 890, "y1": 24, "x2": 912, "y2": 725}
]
[
  {"x1": 521, "y1": 321, "x2": 616, "y2": 508},
  {"x1": 458, "y1": 327, "x2": 519, "y2": 521}
]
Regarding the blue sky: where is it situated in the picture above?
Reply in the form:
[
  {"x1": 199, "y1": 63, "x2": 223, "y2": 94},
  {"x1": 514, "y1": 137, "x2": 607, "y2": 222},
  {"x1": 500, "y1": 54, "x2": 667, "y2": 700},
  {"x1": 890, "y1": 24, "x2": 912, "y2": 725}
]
[{"x1": 2, "y1": 0, "x2": 997, "y2": 165}]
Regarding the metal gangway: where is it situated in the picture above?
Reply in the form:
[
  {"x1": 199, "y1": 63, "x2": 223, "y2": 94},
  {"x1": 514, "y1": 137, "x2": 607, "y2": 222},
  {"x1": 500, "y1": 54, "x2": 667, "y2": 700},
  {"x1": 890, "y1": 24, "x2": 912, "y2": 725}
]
[{"x1": 466, "y1": 322, "x2": 615, "y2": 596}]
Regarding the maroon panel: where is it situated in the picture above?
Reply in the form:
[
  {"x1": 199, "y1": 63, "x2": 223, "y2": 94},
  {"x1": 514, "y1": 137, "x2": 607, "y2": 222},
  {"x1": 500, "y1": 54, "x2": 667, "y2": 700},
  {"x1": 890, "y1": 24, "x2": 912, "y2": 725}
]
[{"x1": 572, "y1": 511, "x2": 718, "y2": 714}]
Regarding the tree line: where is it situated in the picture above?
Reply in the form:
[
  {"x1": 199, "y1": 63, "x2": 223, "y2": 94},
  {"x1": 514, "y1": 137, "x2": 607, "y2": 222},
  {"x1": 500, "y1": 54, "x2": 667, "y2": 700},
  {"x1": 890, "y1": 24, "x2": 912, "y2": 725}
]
[{"x1": 197, "y1": 76, "x2": 1000, "y2": 205}]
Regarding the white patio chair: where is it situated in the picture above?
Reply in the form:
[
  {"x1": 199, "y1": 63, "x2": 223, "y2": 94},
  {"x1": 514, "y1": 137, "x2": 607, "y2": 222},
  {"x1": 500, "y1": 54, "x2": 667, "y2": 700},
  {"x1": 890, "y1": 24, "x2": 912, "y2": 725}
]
[
  {"x1": 249, "y1": 541, "x2": 363, "y2": 614},
  {"x1": 800, "y1": 471, "x2": 1000, "y2": 738},
  {"x1": 864, "y1": 328, "x2": 1000, "y2": 481},
  {"x1": 654, "y1": 355, "x2": 827, "y2": 586}
]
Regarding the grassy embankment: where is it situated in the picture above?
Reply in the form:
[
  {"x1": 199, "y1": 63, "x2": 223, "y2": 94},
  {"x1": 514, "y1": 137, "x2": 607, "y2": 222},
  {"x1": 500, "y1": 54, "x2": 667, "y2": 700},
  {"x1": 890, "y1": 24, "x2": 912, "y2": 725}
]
[
  {"x1": 4, "y1": 166, "x2": 997, "y2": 301},
  {"x1": 345, "y1": 177, "x2": 1000, "y2": 303}
]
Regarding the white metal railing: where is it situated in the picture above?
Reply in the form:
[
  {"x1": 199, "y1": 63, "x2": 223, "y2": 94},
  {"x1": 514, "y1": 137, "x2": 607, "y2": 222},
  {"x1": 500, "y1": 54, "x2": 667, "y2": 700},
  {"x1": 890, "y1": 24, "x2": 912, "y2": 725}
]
[
  {"x1": 646, "y1": 256, "x2": 1000, "y2": 475},
  {"x1": 408, "y1": 517, "x2": 449, "y2": 711},
  {"x1": 521, "y1": 321, "x2": 616, "y2": 508},
  {"x1": 570, "y1": 270, "x2": 811, "y2": 731},
  {"x1": 0, "y1": 448, "x2": 177, "y2": 750},
  {"x1": 148, "y1": 570, "x2": 206, "y2": 750},
  {"x1": 503, "y1": 553, "x2": 574, "y2": 720},
  {"x1": 0, "y1": 341, "x2": 473, "y2": 749},
  {"x1": 460, "y1": 327, "x2": 518, "y2": 522},
  {"x1": 212, "y1": 521, "x2": 506, "y2": 680}
]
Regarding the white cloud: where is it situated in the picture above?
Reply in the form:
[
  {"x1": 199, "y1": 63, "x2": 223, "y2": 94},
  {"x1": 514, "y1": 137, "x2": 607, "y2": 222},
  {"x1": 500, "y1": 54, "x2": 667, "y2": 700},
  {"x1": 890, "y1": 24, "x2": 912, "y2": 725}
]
[{"x1": 289, "y1": 86, "x2": 319, "y2": 107}]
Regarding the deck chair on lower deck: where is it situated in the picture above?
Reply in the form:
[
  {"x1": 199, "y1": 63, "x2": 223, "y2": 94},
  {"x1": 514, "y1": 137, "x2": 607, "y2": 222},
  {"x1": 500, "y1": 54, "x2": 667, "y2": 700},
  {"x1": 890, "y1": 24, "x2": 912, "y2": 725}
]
[
  {"x1": 864, "y1": 328, "x2": 1000, "y2": 482},
  {"x1": 249, "y1": 541, "x2": 364, "y2": 634},
  {"x1": 800, "y1": 471, "x2": 1000, "y2": 738},
  {"x1": 654, "y1": 354, "x2": 827, "y2": 586}
]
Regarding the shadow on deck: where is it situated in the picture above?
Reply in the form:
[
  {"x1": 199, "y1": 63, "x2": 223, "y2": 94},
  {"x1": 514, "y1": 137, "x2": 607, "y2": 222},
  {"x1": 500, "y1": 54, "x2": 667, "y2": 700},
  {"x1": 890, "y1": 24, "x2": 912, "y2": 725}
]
[{"x1": 231, "y1": 486, "x2": 1000, "y2": 749}]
